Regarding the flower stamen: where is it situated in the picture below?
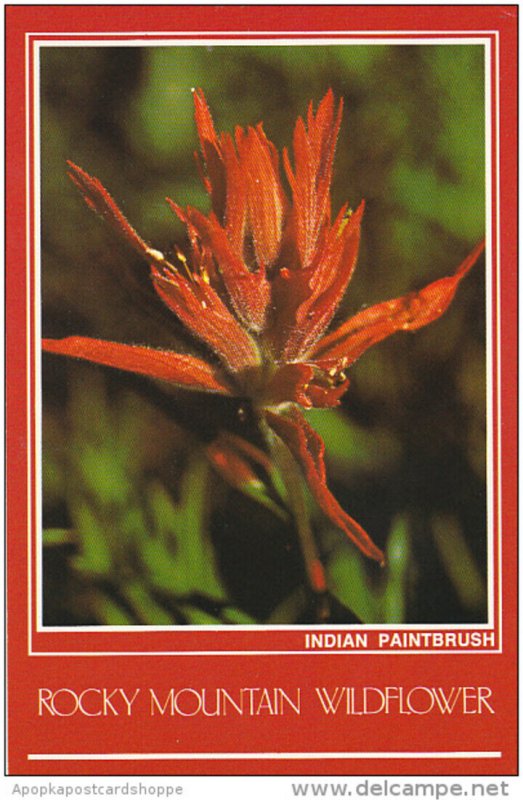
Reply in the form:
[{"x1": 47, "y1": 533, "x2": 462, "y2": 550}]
[
  {"x1": 174, "y1": 246, "x2": 195, "y2": 283},
  {"x1": 144, "y1": 247, "x2": 167, "y2": 263}
]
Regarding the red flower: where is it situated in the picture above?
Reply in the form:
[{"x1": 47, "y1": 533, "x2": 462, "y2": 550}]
[{"x1": 43, "y1": 89, "x2": 484, "y2": 578}]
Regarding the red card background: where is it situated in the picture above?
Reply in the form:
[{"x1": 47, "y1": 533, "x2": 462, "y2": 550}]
[{"x1": 5, "y1": 4, "x2": 518, "y2": 776}]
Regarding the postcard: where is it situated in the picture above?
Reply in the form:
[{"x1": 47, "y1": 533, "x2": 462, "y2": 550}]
[{"x1": 4, "y1": 3, "x2": 518, "y2": 777}]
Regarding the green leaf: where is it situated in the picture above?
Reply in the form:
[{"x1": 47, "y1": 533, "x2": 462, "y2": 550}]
[
  {"x1": 328, "y1": 546, "x2": 379, "y2": 624},
  {"x1": 180, "y1": 605, "x2": 222, "y2": 626},
  {"x1": 305, "y1": 409, "x2": 401, "y2": 475},
  {"x1": 220, "y1": 606, "x2": 257, "y2": 625},
  {"x1": 432, "y1": 514, "x2": 485, "y2": 612},
  {"x1": 141, "y1": 539, "x2": 179, "y2": 594},
  {"x1": 123, "y1": 581, "x2": 174, "y2": 626},
  {"x1": 43, "y1": 528, "x2": 76, "y2": 548},
  {"x1": 94, "y1": 592, "x2": 136, "y2": 626},
  {"x1": 71, "y1": 503, "x2": 113, "y2": 577},
  {"x1": 265, "y1": 587, "x2": 308, "y2": 625},
  {"x1": 235, "y1": 478, "x2": 289, "y2": 522},
  {"x1": 146, "y1": 459, "x2": 226, "y2": 600},
  {"x1": 381, "y1": 515, "x2": 410, "y2": 624}
]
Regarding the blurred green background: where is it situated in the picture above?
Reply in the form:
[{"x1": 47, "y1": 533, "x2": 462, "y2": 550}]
[{"x1": 41, "y1": 43, "x2": 487, "y2": 625}]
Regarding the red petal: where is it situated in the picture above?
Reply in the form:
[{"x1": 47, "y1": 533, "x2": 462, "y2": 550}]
[
  {"x1": 312, "y1": 240, "x2": 485, "y2": 365},
  {"x1": 192, "y1": 88, "x2": 226, "y2": 218},
  {"x1": 303, "y1": 380, "x2": 350, "y2": 409},
  {"x1": 284, "y1": 89, "x2": 343, "y2": 269},
  {"x1": 263, "y1": 362, "x2": 349, "y2": 409},
  {"x1": 220, "y1": 131, "x2": 248, "y2": 256},
  {"x1": 206, "y1": 431, "x2": 272, "y2": 490},
  {"x1": 264, "y1": 363, "x2": 315, "y2": 407},
  {"x1": 269, "y1": 264, "x2": 318, "y2": 355},
  {"x1": 177, "y1": 204, "x2": 270, "y2": 332},
  {"x1": 235, "y1": 123, "x2": 285, "y2": 267},
  {"x1": 193, "y1": 88, "x2": 219, "y2": 151},
  {"x1": 265, "y1": 408, "x2": 385, "y2": 564},
  {"x1": 67, "y1": 162, "x2": 159, "y2": 262},
  {"x1": 42, "y1": 337, "x2": 233, "y2": 394},
  {"x1": 151, "y1": 267, "x2": 261, "y2": 374},
  {"x1": 282, "y1": 202, "x2": 364, "y2": 360},
  {"x1": 193, "y1": 91, "x2": 286, "y2": 271}
]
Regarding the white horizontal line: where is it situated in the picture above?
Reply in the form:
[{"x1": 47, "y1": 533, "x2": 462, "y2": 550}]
[
  {"x1": 28, "y1": 30, "x2": 498, "y2": 37},
  {"x1": 29, "y1": 649, "x2": 502, "y2": 657},
  {"x1": 28, "y1": 751, "x2": 502, "y2": 762},
  {"x1": 32, "y1": 38, "x2": 492, "y2": 52},
  {"x1": 39, "y1": 622, "x2": 495, "y2": 631}
]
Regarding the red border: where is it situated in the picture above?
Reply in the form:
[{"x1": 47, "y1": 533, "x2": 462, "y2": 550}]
[
  {"x1": 3, "y1": 4, "x2": 519, "y2": 34},
  {"x1": 5, "y1": 4, "x2": 518, "y2": 777}
]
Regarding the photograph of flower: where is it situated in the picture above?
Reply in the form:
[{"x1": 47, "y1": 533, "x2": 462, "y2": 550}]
[{"x1": 41, "y1": 43, "x2": 487, "y2": 626}]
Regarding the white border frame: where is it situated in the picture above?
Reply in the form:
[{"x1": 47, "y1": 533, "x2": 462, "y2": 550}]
[{"x1": 29, "y1": 31, "x2": 501, "y2": 656}]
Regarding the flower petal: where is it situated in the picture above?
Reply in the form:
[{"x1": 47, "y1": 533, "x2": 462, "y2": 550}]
[
  {"x1": 176, "y1": 203, "x2": 270, "y2": 331},
  {"x1": 151, "y1": 262, "x2": 261, "y2": 374},
  {"x1": 264, "y1": 363, "x2": 315, "y2": 407},
  {"x1": 67, "y1": 162, "x2": 161, "y2": 263},
  {"x1": 220, "y1": 131, "x2": 248, "y2": 256},
  {"x1": 265, "y1": 408, "x2": 385, "y2": 564},
  {"x1": 312, "y1": 240, "x2": 485, "y2": 366},
  {"x1": 235, "y1": 123, "x2": 285, "y2": 267},
  {"x1": 282, "y1": 202, "x2": 364, "y2": 360},
  {"x1": 66, "y1": 162, "x2": 261, "y2": 377},
  {"x1": 192, "y1": 87, "x2": 226, "y2": 216},
  {"x1": 264, "y1": 362, "x2": 349, "y2": 409},
  {"x1": 42, "y1": 337, "x2": 233, "y2": 394},
  {"x1": 283, "y1": 89, "x2": 343, "y2": 269},
  {"x1": 206, "y1": 431, "x2": 272, "y2": 490},
  {"x1": 303, "y1": 380, "x2": 350, "y2": 409}
]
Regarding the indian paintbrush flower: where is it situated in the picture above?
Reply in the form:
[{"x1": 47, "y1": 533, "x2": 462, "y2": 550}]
[{"x1": 43, "y1": 89, "x2": 484, "y2": 597}]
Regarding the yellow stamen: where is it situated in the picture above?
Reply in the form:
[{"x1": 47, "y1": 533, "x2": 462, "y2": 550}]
[
  {"x1": 337, "y1": 207, "x2": 353, "y2": 238},
  {"x1": 145, "y1": 247, "x2": 166, "y2": 263},
  {"x1": 174, "y1": 246, "x2": 195, "y2": 282}
]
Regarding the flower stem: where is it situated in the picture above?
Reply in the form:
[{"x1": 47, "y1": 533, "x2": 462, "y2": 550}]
[{"x1": 267, "y1": 427, "x2": 329, "y2": 621}]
